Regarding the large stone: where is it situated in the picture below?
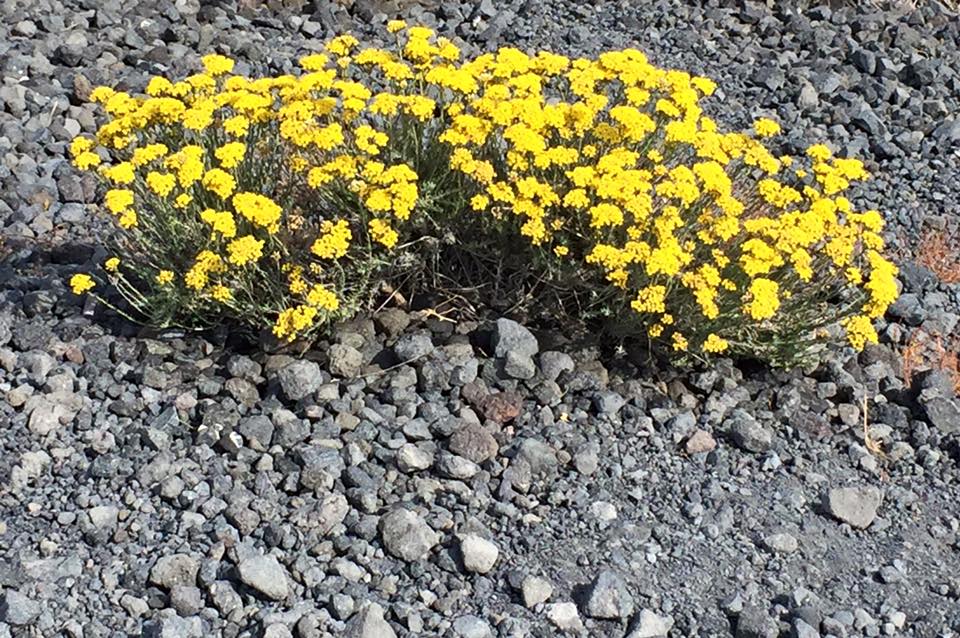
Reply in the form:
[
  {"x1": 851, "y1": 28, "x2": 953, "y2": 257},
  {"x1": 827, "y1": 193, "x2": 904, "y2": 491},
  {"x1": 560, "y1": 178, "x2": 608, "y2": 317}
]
[
  {"x1": 627, "y1": 609, "x2": 674, "y2": 637},
  {"x1": 735, "y1": 605, "x2": 779, "y2": 638},
  {"x1": 492, "y1": 318, "x2": 538, "y2": 359},
  {"x1": 396, "y1": 443, "x2": 434, "y2": 472},
  {"x1": 459, "y1": 534, "x2": 499, "y2": 574},
  {"x1": 80, "y1": 505, "x2": 119, "y2": 545},
  {"x1": 379, "y1": 509, "x2": 439, "y2": 561},
  {"x1": 825, "y1": 486, "x2": 882, "y2": 529},
  {"x1": 583, "y1": 570, "x2": 634, "y2": 620},
  {"x1": 452, "y1": 615, "x2": 493, "y2": 638},
  {"x1": 516, "y1": 438, "x2": 558, "y2": 476},
  {"x1": 546, "y1": 602, "x2": 584, "y2": 633},
  {"x1": 344, "y1": 602, "x2": 396, "y2": 638},
  {"x1": 297, "y1": 445, "x2": 345, "y2": 491},
  {"x1": 918, "y1": 390, "x2": 960, "y2": 434},
  {"x1": 26, "y1": 392, "x2": 82, "y2": 435},
  {"x1": 393, "y1": 333, "x2": 434, "y2": 362},
  {"x1": 149, "y1": 554, "x2": 200, "y2": 590},
  {"x1": 328, "y1": 344, "x2": 364, "y2": 378},
  {"x1": 727, "y1": 410, "x2": 773, "y2": 453},
  {"x1": 0, "y1": 590, "x2": 41, "y2": 625},
  {"x1": 448, "y1": 424, "x2": 499, "y2": 464},
  {"x1": 276, "y1": 360, "x2": 323, "y2": 401},
  {"x1": 521, "y1": 576, "x2": 554, "y2": 608},
  {"x1": 238, "y1": 554, "x2": 289, "y2": 600}
]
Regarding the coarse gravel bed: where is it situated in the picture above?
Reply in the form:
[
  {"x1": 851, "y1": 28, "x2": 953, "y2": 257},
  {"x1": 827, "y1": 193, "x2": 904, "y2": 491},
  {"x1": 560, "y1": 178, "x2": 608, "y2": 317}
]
[{"x1": 1, "y1": 0, "x2": 960, "y2": 637}]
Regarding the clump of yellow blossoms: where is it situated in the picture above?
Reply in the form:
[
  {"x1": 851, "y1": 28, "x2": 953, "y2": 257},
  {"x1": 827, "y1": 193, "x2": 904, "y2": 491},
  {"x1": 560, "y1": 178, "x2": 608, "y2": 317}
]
[{"x1": 68, "y1": 26, "x2": 898, "y2": 363}]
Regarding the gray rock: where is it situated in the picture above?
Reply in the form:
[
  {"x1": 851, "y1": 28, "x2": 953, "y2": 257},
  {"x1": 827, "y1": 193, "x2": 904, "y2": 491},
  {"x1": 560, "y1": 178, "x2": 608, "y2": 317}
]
[
  {"x1": 435, "y1": 452, "x2": 481, "y2": 479},
  {"x1": 277, "y1": 360, "x2": 323, "y2": 401},
  {"x1": 393, "y1": 333, "x2": 434, "y2": 362},
  {"x1": 574, "y1": 441, "x2": 600, "y2": 475},
  {"x1": 627, "y1": 609, "x2": 674, "y2": 637},
  {"x1": 0, "y1": 590, "x2": 41, "y2": 626},
  {"x1": 238, "y1": 415, "x2": 274, "y2": 447},
  {"x1": 735, "y1": 606, "x2": 778, "y2": 638},
  {"x1": 79, "y1": 505, "x2": 118, "y2": 545},
  {"x1": 546, "y1": 602, "x2": 584, "y2": 633},
  {"x1": 728, "y1": 410, "x2": 773, "y2": 453},
  {"x1": 378, "y1": 508, "x2": 439, "y2": 561},
  {"x1": 521, "y1": 576, "x2": 554, "y2": 608},
  {"x1": 452, "y1": 615, "x2": 494, "y2": 638},
  {"x1": 762, "y1": 532, "x2": 798, "y2": 554},
  {"x1": 448, "y1": 423, "x2": 499, "y2": 463},
  {"x1": 584, "y1": 570, "x2": 634, "y2": 620},
  {"x1": 396, "y1": 443, "x2": 433, "y2": 472},
  {"x1": 503, "y1": 350, "x2": 537, "y2": 379},
  {"x1": 149, "y1": 554, "x2": 199, "y2": 590},
  {"x1": 209, "y1": 581, "x2": 242, "y2": 617},
  {"x1": 375, "y1": 308, "x2": 411, "y2": 338},
  {"x1": 825, "y1": 486, "x2": 883, "y2": 529},
  {"x1": 237, "y1": 554, "x2": 289, "y2": 600},
  {"x1": 26, "y1": 392, "x2": 82, "y2": 435},
  {"x1": 459, "y1": 534, "x2": 499, "y2": 574},
  {"x1": 328, "y1": 344, "x2": 364, "y2": 378},
  {"x1": 298, "y1": 445, "x2": 345, "y2": 491},
  {"x1": 169, "y1": 586, "x2": 204, "y2": 616},
  {"x1": 493, "y1": 318, "x2": 538, "y2": 359},
  {"x1": 918, "y1": 390, "x2": 960, "y2": 434},
  {"x1": 538, "y1": 351, "x2": 575, "y2": 381},
  {"x1": 791, "y1": 618, "x2": 819, "y2": 638},
  {"x1": 143, "y1": 615, "x2": 203, "y2": 638},
  {"x1": 593, "y1": 390, "x2": 626, "y2": 415},
  {"x1": 516, "y1": 438, "x2": 558, "y2": 476},
  {"x1": 344, "y1": 602, "x2": 396, "y2": 638}
]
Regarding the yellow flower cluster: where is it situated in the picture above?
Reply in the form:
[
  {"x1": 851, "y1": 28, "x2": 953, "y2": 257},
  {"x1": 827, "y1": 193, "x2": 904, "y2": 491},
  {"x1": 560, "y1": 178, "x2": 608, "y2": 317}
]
[{"x1": 68, "y1": 25, "x2": 899, "y2": 359}]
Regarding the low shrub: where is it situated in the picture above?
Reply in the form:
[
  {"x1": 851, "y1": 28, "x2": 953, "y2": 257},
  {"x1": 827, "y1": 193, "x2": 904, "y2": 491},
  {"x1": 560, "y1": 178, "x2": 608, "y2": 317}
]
[{"x1": 68, "y1": 23, "x2": 899, "y2": 365}]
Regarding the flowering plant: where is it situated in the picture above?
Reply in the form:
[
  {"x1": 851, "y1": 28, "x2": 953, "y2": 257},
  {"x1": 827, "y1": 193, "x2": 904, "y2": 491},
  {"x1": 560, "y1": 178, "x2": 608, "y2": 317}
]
[{"x1": 69, "y1": 23, "x2": 899, "y2": 364}]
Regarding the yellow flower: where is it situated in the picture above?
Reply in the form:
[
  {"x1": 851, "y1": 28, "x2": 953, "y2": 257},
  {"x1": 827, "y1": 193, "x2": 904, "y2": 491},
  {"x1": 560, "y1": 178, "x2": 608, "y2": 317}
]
[
  {"x1": 387, "y1": 19, "x2": 407, "y2": 33},
  {"x1": 631, "y1": 285, "x2": 667, "y2": 314},
  {"x1": 72, "y1": 151, "x2": 101, "y2": 170},
  {"x1": 841, "y1": 315, "x2": 878, "y2": 351},
  {"x1": 226, "y1": 235, "x2": 265, "y2": 266},
  {"x1": 702, "y1": 333, "x2": 729, "y2": 353},
  {"x1": 104, "y1": 257, "x2": 120, "y2": 272},
  {"x1": 174, "y1": 193, "x2": 193, "y2": 209},
  {"x1": 202, "y1": 54, "x2": 235, "y2": 76},
  {"x1": 470, "y1": 194, "x2": 489, "y2": 211},
  {"x1": 102, "y1": 162, "x2": 135, "y2": 185},
  {"x1": 69, "y1": 273, "x2": 95, "y2": 294},
  {"x1": 672, "y1": 332, "x2": 689, "y2": 351},
  {"x1": 368, "y1": 218, "x2": 398, "y2": 248},
  {"x1": 273, "y1": 305, "x2": 319, "y2": 341},
  {"x1": 200, "y1": 209, "x2": 237, "y2": 238},
  {"x1": 202, "y1": 169, "x2": 236, "y2": 199},
  {"x1": 311, "y1": 219, "x2": 352, "y2": 259},
  {"x1": 223, "y1": 115, "x2": 250, "y2": 137},
  {"x1": 744, "y1": 278, "x2": 780, "y2": 320},
  {"x1": 118, "y1": 210, "x2": 138, "y2": 229},
  {"x1": 306, "y1": 284, "x2": 339, "y2": 311},
  {"x1": 104, "y1": 189, "x2": 134, "y2": 214},
  {"x1": 232, "y1": 192, "x2": 282, "y2": 231},
  {"x1": 753, "y1": 118, "x2": 781, "y2": 137},
  {"x1": 554, "y1": 245, "x2": 569, "y2": 257},
  {"x1": 806, "y1": 143, "x2": 832, "y2": 162},
  {"x1": 156, "y1": 270, "x2": 175, "y2": 285},
  {"x1": 215, "y1": 142, "x2": 246, "y2": 169},
  {"x1": 146, "y1": 172, "x2": 177, "y2": 198},
  {"x1": 70, "y1": 136, "x2": 94, "y2": 157},
  {"x1": 210, "y1": 285, "x2": 233, "y2": 303}
]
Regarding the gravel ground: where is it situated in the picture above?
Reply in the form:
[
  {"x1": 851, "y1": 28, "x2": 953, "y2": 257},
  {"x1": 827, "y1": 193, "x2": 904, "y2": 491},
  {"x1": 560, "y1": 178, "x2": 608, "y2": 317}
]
[{"x1": 2, "y1": 0, "x2": 960, "y2": 637}]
